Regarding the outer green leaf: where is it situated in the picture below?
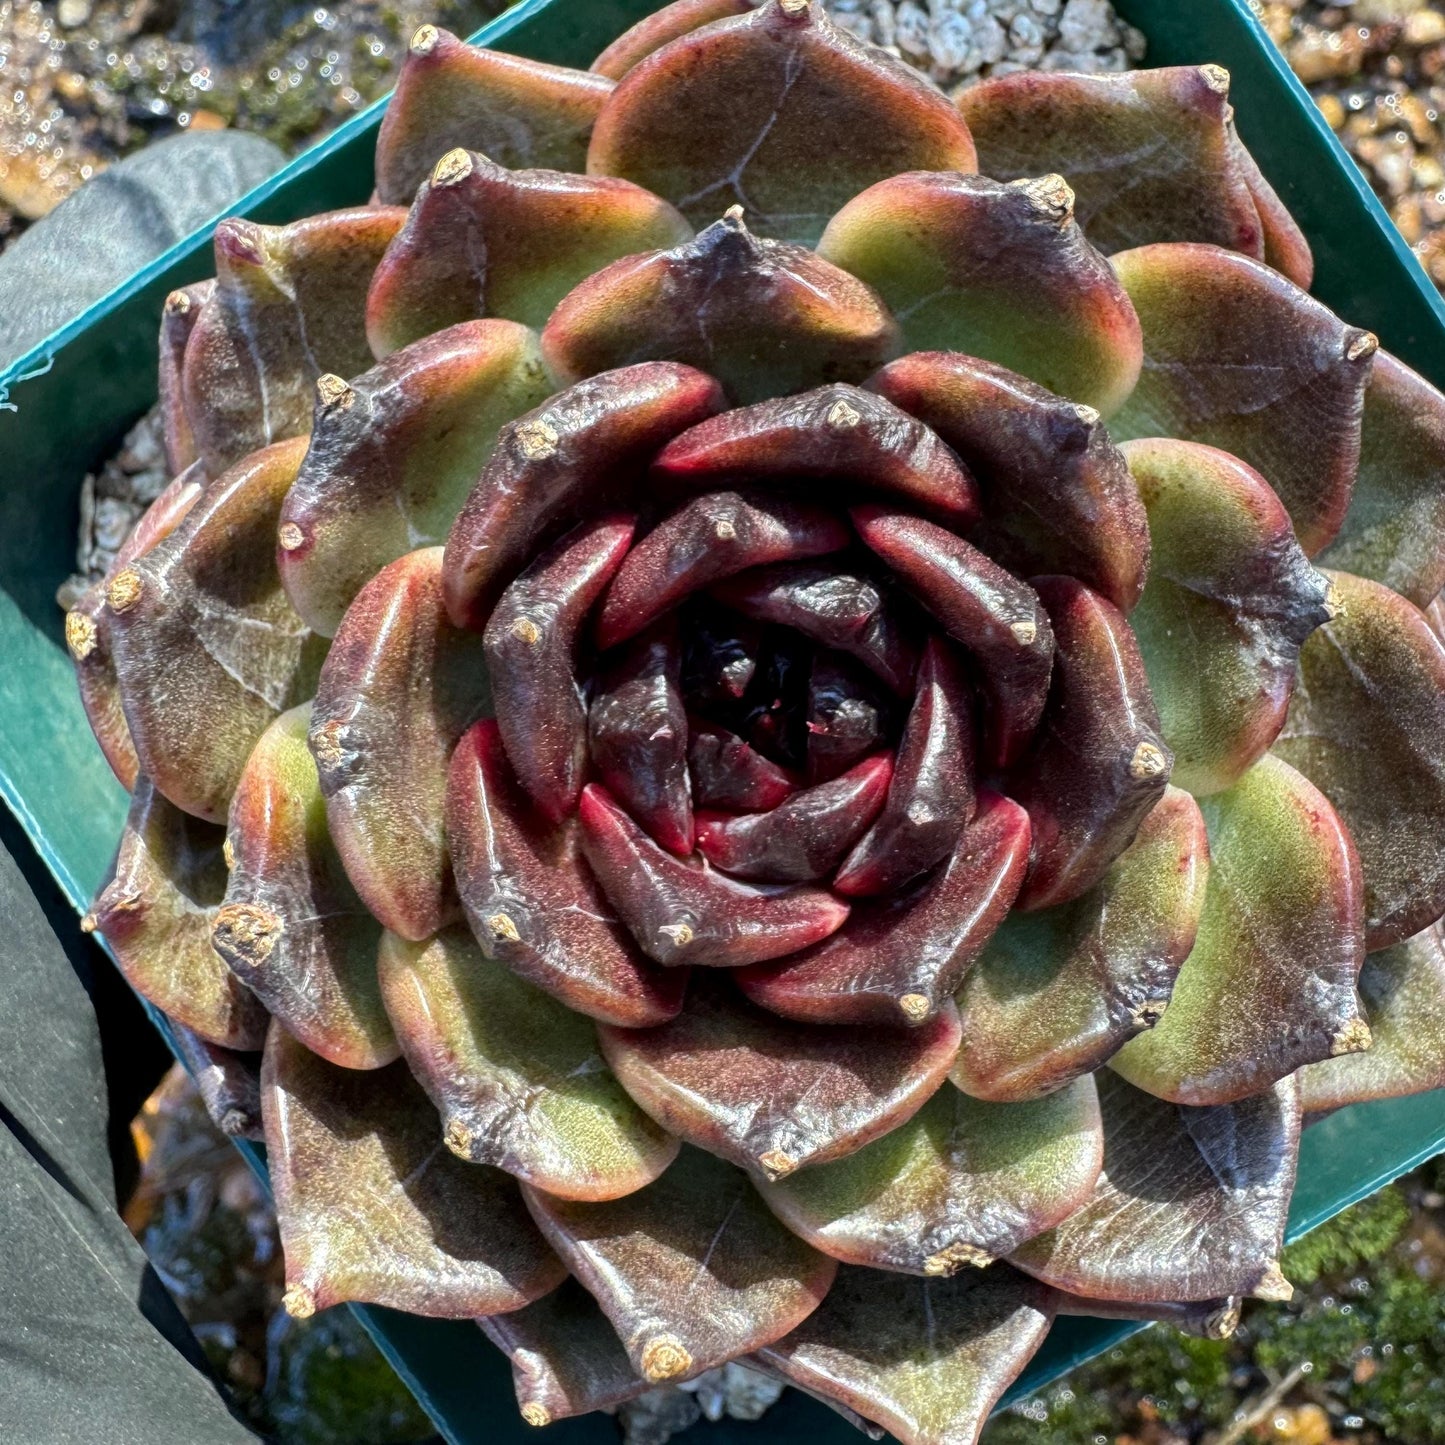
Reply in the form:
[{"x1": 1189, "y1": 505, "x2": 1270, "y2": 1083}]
[
  {"x1": 278, "y1": 321, "x2": 555, "y2": 637},
  {"x1": 1316, "y1": 349, "x2": 1445, "y2": 607},
  {"x1": 212, "y1": 704, "x2": 396, "y2": 1071},
  {"x1": 67, "y1": 464, "x2": 204, "y2": 791},
  {"x1": 523, "y1": 1147, "x2": 837, "y2": 1382},
  {"x1": 957, "y1": 66, "x2": 1305, "y2": 279},
  {"x1": 262, "y1": 1023, "x2": 566, "y2": 1319},
  {"x1": 1123, "y1": 437, "x2": 1332, "y2": 795},
  {"x1": 86, "y1": 776, "x2": 267, "y2": 1049},
  {"x1": 818, "y1": 172, "x2": 1141, "y2": 416},
  {"x1": 586, "y1": 0, "x2": 976, "y2": 245},
  {"x1": 378, "y1": 925, "x2": 679, "y2": 1201},
  {"x1": 478, "y1": 1278, "x2": 650, "y2": 1427},
  {"x1": 758, "y1": 1075, "x2": 1102, "y2": 1275},
  {"x1": 182, "y1": 209, "x2": 404, "y2": 474},
  {"x1": 1299, "y1": 922, "x2": 1445, "y2": 1112},
  {"x1": 366, "y1": 151, "x2": 690, "y2": 356},
  {"x1": 106, "y1": 437, "x2": 321, "y2": 823},
  {"x1": 1110, "y1": 754, "x2": 1366, "y2": 1105},
  {"x1": 374, "y1": 25, "x2": 613, "y2": 205},
  {"x1": 1274, "y1": 569, "x2": 1445, "y2": 951},
  {"x1": 1010, "y1": 1071, "x2": 1301, "y2": 1304},
  {"x1": 954, "y1": 786, "x2": 1207, "y2": 1103},
  {"x1": 1111, "y1": 242, "x2": 1374, "y2": 557},
  {"x1": 756, "y1": 1264, "x2": 1053, "y2": 1445}
]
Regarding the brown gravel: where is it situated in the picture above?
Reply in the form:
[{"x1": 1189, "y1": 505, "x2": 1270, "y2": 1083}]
[{"x1": 1266, "y1": 0, "x2": 1445, "y2": 289}]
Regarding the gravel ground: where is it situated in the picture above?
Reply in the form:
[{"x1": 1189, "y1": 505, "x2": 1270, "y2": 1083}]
[{"x1": 1264, "y1": 0, "x2": 1445, "y2": 288}]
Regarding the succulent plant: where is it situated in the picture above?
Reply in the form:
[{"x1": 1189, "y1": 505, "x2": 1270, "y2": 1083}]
[{"x1": 68, "y1": 2, "x2": 1445, "y2": 1441}]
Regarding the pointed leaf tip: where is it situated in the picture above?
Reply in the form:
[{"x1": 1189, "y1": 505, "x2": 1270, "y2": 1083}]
[
  {"x1": 366, "y1": 155, "x2": 689, "y2": 355},
  {"x1": 819, "y1": 170, "x2": 1142, "y2": 417},
  {"x1": 522, "y1": 1146, "x2": 836, "y2": 1381},
  {"x1": 379, "y1": 925, "x2": 679, "y2": 1201},
  {"x1": 541, "y1": 214, "x2": 899, "y2": 404},
  {"x1": 215, "y1": 704, "x2": 396, "y2": 1070},
  {"x1": 1123, "y1": 437, "x2": 1332, "y2": 796},
  {"x1": 1274, "y1": 569, "x2": 1445, "y2": 952},
  {"x1": 1110, "y1": 754, "x2": 1364, "y2": 1105},
  {"x1": 262, "y1": 1023, "x2": 566, "y2": 1318},
  {"x1": 587, "y1": 0, "x2": 975, "y2": 244},
  {"x1": 599, "y1": 973, "x2": 960, "y2": 1176},
  {"x1": 1111, "y1": 242, "x2": 1371, "y2": 557},
  {"x1": 375, "y1": 27, "x2": 613, "y2": 206},
  {"x1": 90, "y1": 776, "x2": 267, "y2": 1049},
  {"x1": 1011, "y1": 1071, "x2": 1300, "y2": 1304}
]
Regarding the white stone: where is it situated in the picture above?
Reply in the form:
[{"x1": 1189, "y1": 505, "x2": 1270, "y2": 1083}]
[{"x1": 1059, "y1": 0, "x2": 1119, "y2": 51}]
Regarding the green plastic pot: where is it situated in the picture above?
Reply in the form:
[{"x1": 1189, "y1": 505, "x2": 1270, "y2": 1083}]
[{"x1": 1, "y1": 2, "x2": 1442, "y2": 1440}]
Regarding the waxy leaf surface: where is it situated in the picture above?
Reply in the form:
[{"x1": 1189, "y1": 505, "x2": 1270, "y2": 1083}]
[
  {"x1": 279, "y1": 320, "x2": 554, "y2": 636},
  {"x1": 834, "y1": 636, "x2": 975, "y2": 897},
  {"x1": 486, "y1": 514, "x2": 636, "y2": 824},
  {"x1": 599, "y1": 975, "x2": 960, "y2": 1178},
  {"x1": 1009, "y1": 576, "x2": 1171, "y2": 910},
  {"x1": 379, "y1": 926, "x2": 678, "y2": 1200},
  {"x1": 757, "y1": 1264, "x2": 1052, "y2": 1445},
  {"x1": 88, "y1": 776, "x2": 267, "y2": 1049},
  {"x1": 696, "y1": 754, "x2": 891, "y2": 883},
  {"x1": 590, "y1": 0, "x2": 753, "y2": 79},
  {"x1": 1111, "y1": 754, "x2": 1366, "y2": 1105},
  {"x1": 739, "y1": 791, "x2": 1028, "y2": 1027},
  {"x1": 447, "y1": 721, "x2": 685, "y2": 1027},
  {"x1": 310, "y1": 548, "x2": 489, "y2": 941},
  {"x1": 852, "y1": 507, "x2": 1052, "y2": 769},
  {"x1": 958, "y1": 67, "x2": 1294, "y2": 272},
  {"x1": 759, "y1": 1076, "x2": 1102, "y2": 1274},
  {"x1": 375, "y1": 25, "x2": 613, "y2": 204},
  {"x1": 1317, "y1": 349, "x2": 1445, "y2": 606},
  {"x1": 1274, "y1": 569, "x2": 1445, "y2": 951},
  {"x1": 870, "y1": 352, "x2": 1149, "y2": 612},
  {"x1": 182, "y1": 209, "x2": 404, "y2": 474},
  {"x1": 542, "y1": 212, "x2": 900, "y2": 405},
  {"x1": 587, "y1": 0, "x2": 976, "y2": 244},
  {"x1": 523, "y1": 1146, "x2": 837, "y2": 1380},
  {"x1": 820, "y1": 171, "x2": 1141, "y2": 415},
  {"x1": 367, "y1": 150, "x2": 690, "y2": 355},
  {"x1": 653, "y1": 384, "x2": 979, "y2": 528},
  {"x1": 596, "y1": 490, "x2": 850, "y2": 649},
  {"x1": 68, "y1": 464, "x2": 204, "y2": 791},
  {"x1": 1123, "y1": 438, "x2": 1331, "y2": 795},
  {"x1": 954, "y1": 787, "x2": 1207, "y2": 1102},
  {"x1": 1299, "y1": 923, "x2": 1445, "y2": 1112},
  {"x1": 478, "y1": 1278, "x2": 650, "y2": 1426},
  {"x1": 213, "y1": 704, "x2": 396, "y2": 1070},
  {"x1": 443, "y1": 361, "x2": 724, "y2": 630},
  {"x1": 107, "y1": 437, "x2": 319, "y2": 823},
  {"x1": 578, "y1": 783, "x2": 849, "y2": 966},
  {"x1": 262, "y1": 1024, "x2": 565, "y2": 1318},
  {"x1": 1010, "y1": 1071, "x2": 1301, "y2": 1303},
  {"x1": 157, "y1": 279, "x2": 211, "y2": 475},
  {"x1": 1111, "y1": 242, "x2": 1373, "y2": 556}
]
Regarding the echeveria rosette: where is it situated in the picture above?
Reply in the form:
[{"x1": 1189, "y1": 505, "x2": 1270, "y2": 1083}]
[{"x1": 67, "y1": 2, "x2": 1445, "y2": 1441}]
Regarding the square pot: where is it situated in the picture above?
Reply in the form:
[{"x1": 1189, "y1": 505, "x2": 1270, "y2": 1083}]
[{"x1": 1, "y1": 2, "x2": 1442, "y2": 1440}]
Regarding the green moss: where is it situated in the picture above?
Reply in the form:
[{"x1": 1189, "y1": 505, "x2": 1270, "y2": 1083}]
[
  {"x1": 265, "y1": 1308, "x2": 434, "y2": 1445},
  {"x1": 1279, "y1": 1184, "x2": 1410, "y2": 1284}
]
